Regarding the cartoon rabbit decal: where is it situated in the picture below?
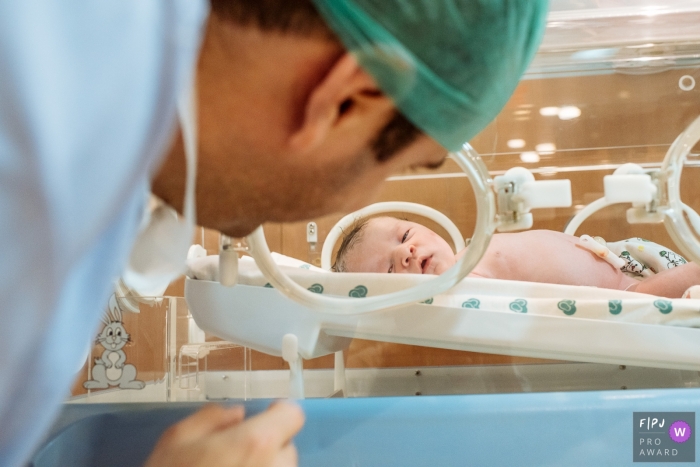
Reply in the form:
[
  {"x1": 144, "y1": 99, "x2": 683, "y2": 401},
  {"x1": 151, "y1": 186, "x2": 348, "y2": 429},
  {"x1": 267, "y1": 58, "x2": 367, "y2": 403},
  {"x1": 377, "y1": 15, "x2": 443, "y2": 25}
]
[{"x1": 84, "y1": 295, "x2": 145, "y2": 390}]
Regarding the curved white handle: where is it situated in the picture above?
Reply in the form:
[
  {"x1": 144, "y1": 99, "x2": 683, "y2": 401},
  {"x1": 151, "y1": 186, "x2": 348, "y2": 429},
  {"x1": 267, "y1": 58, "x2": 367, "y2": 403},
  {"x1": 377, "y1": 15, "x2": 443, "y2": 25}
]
[
  {"x1": 246, "y1": 144, "x2": 496, "y2": 314},
  {"x1": 320, "y1": 202, "x2": 466, "y2": 271},
  {"x1": 564, "y1": 198, "x2": 611, "y2": 236},
  {"x1": 565, "y1": 163, "x2": 661, "y2": 236}
]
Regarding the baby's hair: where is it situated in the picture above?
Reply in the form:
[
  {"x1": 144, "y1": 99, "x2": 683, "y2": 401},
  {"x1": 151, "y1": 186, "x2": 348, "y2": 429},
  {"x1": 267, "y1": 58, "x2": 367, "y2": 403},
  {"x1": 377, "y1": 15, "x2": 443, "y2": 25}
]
[
  {"x1": 333, "y1": 215, "x2": 411, "y2": 272},
  {"x1": 332, "y1": 217, "x2": 371, "y2": 272}
]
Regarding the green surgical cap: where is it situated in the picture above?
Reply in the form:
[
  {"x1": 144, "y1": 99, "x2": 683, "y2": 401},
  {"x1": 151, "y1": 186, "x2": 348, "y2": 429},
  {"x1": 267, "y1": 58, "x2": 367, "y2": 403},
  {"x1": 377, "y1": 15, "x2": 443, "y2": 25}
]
[{"x1": 311, "y1": 0, "x2": 549, "y2": 151}]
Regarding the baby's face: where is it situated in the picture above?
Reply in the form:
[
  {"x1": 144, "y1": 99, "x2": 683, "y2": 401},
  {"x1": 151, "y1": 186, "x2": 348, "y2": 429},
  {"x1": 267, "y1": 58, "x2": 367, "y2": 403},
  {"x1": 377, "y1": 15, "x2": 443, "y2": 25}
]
[{"x1": 344, "y1": 217, "x2": 456, "y2": 275}]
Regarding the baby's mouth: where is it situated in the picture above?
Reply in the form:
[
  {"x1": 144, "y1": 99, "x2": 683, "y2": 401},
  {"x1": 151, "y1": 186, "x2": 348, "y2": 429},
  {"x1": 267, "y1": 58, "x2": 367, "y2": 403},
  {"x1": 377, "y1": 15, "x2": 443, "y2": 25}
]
[{"x1": 421, "y1": 257, "x2": 432, "y2": 274}]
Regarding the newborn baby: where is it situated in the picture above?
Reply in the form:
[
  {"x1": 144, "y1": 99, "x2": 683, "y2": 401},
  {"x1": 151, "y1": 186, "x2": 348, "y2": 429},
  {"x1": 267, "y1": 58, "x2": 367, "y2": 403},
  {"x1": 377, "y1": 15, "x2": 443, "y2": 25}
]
[{"x1": 333, "y1": 216, "x2": 700, "y2": 298}]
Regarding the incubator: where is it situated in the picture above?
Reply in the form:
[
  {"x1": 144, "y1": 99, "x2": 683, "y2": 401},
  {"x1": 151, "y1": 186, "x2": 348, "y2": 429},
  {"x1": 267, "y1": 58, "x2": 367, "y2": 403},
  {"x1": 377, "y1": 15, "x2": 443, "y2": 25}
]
[
  {"x1": 40, "y1": 1, "x2": 700, "y2": 466},
  {"x1": 65, "y1": 0, "x2": 700, "y2": 403}
]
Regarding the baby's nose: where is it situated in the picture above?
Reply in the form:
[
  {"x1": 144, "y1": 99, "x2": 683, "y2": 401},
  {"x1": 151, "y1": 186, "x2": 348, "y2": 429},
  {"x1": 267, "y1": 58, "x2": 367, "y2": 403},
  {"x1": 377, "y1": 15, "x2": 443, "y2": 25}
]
[{"x1": 400, "y1": 245, "x2": 416, "y2": 267}]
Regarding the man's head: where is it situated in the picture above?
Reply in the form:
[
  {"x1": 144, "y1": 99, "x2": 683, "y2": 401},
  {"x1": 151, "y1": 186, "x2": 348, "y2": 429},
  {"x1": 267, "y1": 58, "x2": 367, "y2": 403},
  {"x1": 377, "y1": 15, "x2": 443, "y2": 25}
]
[
  {"x1": 334, "y1": 216, "x2": 456, "y2": 275},
  {"x1": 152, "y1": 0, "x2": 547, "y2": 237},
  {"x1": 153, "y1": 0, "x2": 445, "y2": 236}
]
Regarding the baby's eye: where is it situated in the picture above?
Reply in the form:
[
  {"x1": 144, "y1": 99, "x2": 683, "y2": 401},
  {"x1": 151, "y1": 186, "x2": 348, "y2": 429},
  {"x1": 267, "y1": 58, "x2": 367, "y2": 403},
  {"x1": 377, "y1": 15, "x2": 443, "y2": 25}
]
[
  {"x1": 401, "y1": 229, "x2": 410, "y2": 243},
  {"x1": 388, "y1": 264, "x2": 394, "y2": 273}
]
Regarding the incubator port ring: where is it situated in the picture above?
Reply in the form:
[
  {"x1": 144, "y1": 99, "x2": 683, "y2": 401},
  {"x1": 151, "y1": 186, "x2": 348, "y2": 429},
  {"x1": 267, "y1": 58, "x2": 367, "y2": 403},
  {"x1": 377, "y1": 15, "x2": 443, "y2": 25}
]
[
  {"x1": 679, "y1": 75, "x2": 695, "y2": 92},
  {"x1": 660, "y1": 115, "x2": 700, "y2": 263},
  {"x1": 245, "y1": 144, "x2": 497, "y2": 314},
  {"x1": 321, "y1": 202, "x2": 467, "y2": 271}
]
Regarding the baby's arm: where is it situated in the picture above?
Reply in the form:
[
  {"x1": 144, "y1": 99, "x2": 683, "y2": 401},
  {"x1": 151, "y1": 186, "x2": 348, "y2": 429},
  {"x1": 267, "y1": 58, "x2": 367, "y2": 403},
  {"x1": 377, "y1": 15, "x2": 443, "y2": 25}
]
[{"x1": 626, "y1": 262, "x2": 700, "y2": 298}]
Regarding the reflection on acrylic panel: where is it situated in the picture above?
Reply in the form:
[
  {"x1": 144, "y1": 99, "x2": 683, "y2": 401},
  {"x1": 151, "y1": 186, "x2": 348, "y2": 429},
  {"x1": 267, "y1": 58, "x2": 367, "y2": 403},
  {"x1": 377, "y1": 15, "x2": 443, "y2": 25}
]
[
  {"x1": 72, "y1": 294, "x2": 168, "y2": 403},
  {"x1": 70, "y1": 294, "x2": 255, "y2": 403},
  {"x1": 253, "y1": 66, "x2": 700, "y2": 373},
  {"x1": 83, "y1": 296, "x2": 144, "y2": 391},
  {"x1": 69, "y1": 5, "x2": 700, "y2": 398}
]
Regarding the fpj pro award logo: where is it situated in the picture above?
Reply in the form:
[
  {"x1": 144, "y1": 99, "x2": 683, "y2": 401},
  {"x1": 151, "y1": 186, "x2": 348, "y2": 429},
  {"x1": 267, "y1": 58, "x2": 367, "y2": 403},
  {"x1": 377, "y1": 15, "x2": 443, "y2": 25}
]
[{"x1": 634, "y1": 412, "x2": 695, "y2": 462}]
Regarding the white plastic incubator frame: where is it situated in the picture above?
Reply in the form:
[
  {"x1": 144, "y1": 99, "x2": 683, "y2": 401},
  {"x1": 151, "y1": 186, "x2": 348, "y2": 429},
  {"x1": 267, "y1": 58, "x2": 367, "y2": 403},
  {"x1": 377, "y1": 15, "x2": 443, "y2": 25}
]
[
  {"x1": 229, "y1": 145, "x2": 572, "y2": 314},
  {"x1": 184, "y1": 119, "x2": 700, "y2": 394},
  {"x1": 243, "y1": 144, "x2": 496, "y2": 314},
  {"x1": 660, "y1": 116, "x2": 700, "y2": 263},
  {"x1": 565, "y1": 115, "x2": 700, "y2": 265}
]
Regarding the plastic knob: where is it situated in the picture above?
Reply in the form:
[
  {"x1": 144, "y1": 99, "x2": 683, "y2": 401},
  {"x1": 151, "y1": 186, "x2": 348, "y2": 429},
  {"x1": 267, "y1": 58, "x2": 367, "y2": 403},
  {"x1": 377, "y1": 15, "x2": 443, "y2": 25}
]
[
  {"x1": 497, "y1": 213, "x2": 533, "y2": 232},
  {"x1": 494, "y1": 167, "x2": 534, "y2": 190},
  {"x1": 613, "y1": 163, "x2": 645, "y2": 176},
  {"x1": 626, "y1": 206, "x2": 664, "y2": 224}
]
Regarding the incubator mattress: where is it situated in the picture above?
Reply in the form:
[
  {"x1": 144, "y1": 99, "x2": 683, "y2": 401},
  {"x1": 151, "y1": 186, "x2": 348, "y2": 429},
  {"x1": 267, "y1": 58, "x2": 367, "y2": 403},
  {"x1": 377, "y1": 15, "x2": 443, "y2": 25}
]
[
  {"x1": 226, "y1": 255, "x2": 700, "y2": 326},
  {"x1": 185, "y1": 254, "x2": 700, "y2": 369}
]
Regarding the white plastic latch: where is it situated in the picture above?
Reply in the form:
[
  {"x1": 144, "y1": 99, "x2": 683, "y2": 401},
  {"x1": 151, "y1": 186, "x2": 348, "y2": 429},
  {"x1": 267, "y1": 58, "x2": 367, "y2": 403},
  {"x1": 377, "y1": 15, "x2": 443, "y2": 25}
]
[
  {"x1": 494, "y1": 167, "x2": 572, "y2": 232},
  {"x1": 604, "y1": 175, "x2": 657, "y2": 204},
  {"x1": 219, "y1": 236, "x2": 249, "y2": 287},
  {"x1": 306, "y1": 222, "x2": 321, "y2": 267},
  {"x1": 604, "y1": 163, "x2": 657, "y2": 204},
  {"x1": 282, "y1": 334, "x2": 304, "y2": 399},
  {"x1": 602, "y1": 164, "x2": 663, "y2": 224},
  {"x1": 306, "y1": 222, "x2": 318, "y2": 243},
  {"x1": 219, "y1": 235, "x2": 238, "y2": 287}
]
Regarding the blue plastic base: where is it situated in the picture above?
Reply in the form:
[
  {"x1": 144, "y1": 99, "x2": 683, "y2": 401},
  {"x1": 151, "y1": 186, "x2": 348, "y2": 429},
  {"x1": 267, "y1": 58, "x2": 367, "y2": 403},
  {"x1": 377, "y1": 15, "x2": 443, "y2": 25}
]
[{"x1": 33, "y1": 388, "x2": 700, "y2": 466}]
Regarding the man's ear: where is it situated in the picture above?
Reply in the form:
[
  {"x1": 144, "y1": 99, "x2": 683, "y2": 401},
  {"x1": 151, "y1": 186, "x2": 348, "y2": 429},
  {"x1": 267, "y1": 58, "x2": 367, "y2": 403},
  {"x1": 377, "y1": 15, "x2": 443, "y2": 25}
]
[{"x1": 288, "y1": 53, "x2": 388, "y2": 153}]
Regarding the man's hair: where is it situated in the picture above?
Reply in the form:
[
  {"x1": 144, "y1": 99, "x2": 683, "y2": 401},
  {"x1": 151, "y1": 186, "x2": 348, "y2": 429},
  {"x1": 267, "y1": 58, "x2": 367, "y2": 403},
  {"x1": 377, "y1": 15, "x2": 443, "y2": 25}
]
[
  {"x1": 210, "y1": 0, "x2": 336, "y2": 39},
  {"x1": 211, "y1": 0, "x2": 422, "y2": 162},
  {"x1": 332, "y1": 217, "x2": 371, "y2": 272}
]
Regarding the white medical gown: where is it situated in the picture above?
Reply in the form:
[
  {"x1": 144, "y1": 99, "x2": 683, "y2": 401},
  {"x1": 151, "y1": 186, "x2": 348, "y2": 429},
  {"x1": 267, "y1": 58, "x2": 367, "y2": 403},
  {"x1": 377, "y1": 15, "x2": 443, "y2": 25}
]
[{"x1": 0, "y1": 1, "x2": 208, "y2": 465}]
